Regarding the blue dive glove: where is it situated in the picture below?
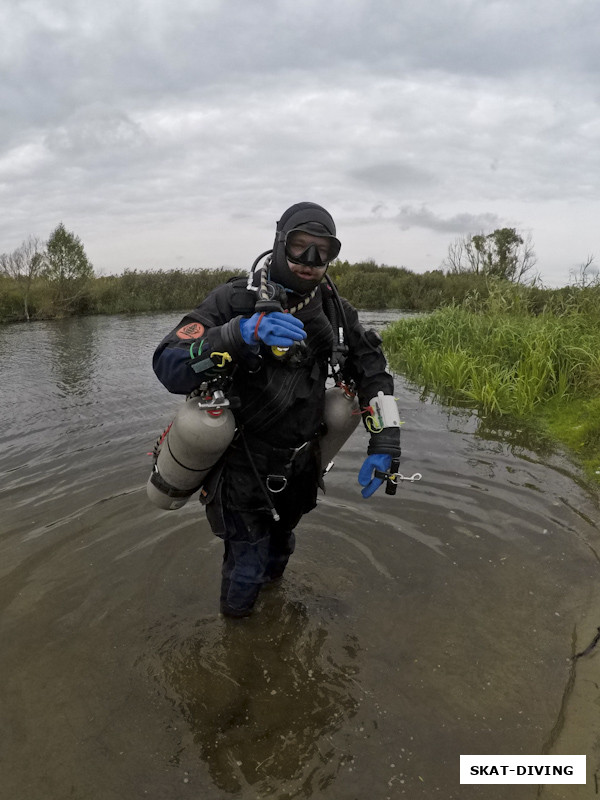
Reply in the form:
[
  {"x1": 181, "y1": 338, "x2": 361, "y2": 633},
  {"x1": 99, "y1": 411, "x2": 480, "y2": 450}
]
[
  {"x1": 358, "y1": 453, "x2": 392, "y2": 499},
  {"x1": 240, "y1": 311, "x2": 306, "y2": 347}
]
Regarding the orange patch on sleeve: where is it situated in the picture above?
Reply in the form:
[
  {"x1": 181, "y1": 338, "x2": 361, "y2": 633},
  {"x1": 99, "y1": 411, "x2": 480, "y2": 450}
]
[{"x1": 176, "y1": 322, "x2": 205, "y2": 340}]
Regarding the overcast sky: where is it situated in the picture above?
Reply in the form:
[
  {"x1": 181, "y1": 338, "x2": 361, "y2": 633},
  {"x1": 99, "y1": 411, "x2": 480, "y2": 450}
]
[{"x1": 2, "y1": 0, "x2": 599, "y2": 287}]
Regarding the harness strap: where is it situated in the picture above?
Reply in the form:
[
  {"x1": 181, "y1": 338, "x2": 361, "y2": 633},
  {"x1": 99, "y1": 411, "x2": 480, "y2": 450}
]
[{"x1": 238, "y1": 429, "x2": 281, "y2": 521}]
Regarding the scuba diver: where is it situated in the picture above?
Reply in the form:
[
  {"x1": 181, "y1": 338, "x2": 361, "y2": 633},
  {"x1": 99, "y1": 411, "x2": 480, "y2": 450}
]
[{"x1": 151, "y1": 202, "x2": 402, "y2": 618}]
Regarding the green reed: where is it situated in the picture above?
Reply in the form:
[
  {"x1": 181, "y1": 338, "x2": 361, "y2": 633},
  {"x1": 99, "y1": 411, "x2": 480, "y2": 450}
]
[
  {"x1": 383, "y1": 306, "x2": 600, "y2": 416},
  {"x1": 383, "y1": 304, "x2": 600, "y2": 482}
]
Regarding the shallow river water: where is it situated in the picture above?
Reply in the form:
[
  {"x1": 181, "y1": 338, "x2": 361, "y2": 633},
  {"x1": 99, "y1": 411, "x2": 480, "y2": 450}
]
[{"x1": 1, "y1": 312, "x2": 600, "y2": 800}]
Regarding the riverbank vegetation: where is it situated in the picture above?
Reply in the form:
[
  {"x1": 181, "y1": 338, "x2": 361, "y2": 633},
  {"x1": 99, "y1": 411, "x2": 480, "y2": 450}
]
[
  {"x1": 1, "y1": 222, "x2": 595, "y2": 322},
  {"x1": 382, "y1": 282, "x2": 600, "y2": 487},
  {"x1": 1, "y1": 257, "x2": 597, "y2": 323},
  {"x1": 0, "y1": 251, "x2": 488, "y2": 322},
  {"x1": 0, "y1": 224, "x2": 244, "y2": 323},
  {"x1": 0, "y1": 267, "x2": 244, "y2": 323}
]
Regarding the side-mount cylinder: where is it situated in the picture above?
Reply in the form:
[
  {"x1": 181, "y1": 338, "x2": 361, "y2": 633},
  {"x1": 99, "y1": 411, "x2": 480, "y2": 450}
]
[
  {"x1": 147, "y1": 393, "x2": 235, "y2": 511},
  {"x1": 319, "y1": 385, "x2": 361, "y2": 472}
]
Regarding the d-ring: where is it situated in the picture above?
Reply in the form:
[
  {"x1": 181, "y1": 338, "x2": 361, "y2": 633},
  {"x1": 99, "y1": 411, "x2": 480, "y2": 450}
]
[{"x1": 266, "y1": 475, "x2": 287, "y2": 493}]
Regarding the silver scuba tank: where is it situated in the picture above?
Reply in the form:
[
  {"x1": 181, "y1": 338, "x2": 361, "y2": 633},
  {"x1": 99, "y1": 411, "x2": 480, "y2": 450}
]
[
  {"x1": 320, "y1": 385, "x2": 361, "y2": 472},
  {"x1": 147, "y1": 391, "x2": 236, "y2": 511}
]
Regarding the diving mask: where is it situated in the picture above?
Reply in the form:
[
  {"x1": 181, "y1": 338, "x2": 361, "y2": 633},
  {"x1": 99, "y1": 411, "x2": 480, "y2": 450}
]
[{"x1": 283, "y1": 227, "x2": 341, "y2": 268}]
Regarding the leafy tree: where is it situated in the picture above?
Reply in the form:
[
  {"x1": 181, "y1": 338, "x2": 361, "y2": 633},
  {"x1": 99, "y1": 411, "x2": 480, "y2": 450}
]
[
  {"x1": 44, "y1": 223, "x2": 94, "y2": 310},
  {"x1": 444, "y1": 227, "x2": 537, "y2": 284},
  {"x1": 0, "y1": 236, "x2": 46, "y2": 320}
]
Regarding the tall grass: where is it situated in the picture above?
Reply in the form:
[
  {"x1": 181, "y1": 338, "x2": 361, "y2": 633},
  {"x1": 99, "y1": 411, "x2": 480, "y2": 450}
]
[
  {"x1": 383, "y1": 305, "x2": 600, "y2": 418},
  {"x1": 383, "y1": 293, "x2": 600, "y2": 483}
]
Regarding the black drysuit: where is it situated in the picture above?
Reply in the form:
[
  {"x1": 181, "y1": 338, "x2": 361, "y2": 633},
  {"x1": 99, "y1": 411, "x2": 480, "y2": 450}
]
[{"x1": 153, "y1": 276, "x2": 396, "y2": 614}]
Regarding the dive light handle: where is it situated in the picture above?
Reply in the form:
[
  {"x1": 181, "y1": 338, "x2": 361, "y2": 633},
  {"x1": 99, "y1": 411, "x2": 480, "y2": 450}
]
[
  {"x1": 253, "y1": 301, "x2": 305, "y2": 360},
  {"x1": 254, "y1": 298, "x2": 285, "y2": 314},
  {"x1": 386, "y1": 457, "x2": 400, "y2": 495},
  {"x1": 253, "y1": 299, "x2": 287, "y2": 358}
]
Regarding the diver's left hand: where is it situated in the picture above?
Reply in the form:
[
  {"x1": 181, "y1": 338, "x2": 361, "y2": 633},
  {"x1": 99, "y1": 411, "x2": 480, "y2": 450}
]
[{"x1": 358, "y1": 453, "x2": 392, "y2": 499}]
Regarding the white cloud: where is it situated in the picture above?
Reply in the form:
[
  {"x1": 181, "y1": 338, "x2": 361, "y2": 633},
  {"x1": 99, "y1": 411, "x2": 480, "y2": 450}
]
[{"x1": 46, "y1": 104, "x2": 147, "y2": 155}]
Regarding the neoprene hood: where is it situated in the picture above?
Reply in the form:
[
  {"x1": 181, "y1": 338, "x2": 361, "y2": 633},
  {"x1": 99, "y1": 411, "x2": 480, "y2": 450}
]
[{"x1": 269, "y1": 202, "x2": 340, "y2": 295}]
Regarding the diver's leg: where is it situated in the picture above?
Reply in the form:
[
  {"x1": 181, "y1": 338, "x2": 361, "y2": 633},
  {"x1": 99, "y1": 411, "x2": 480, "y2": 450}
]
[
  {"x1": 263, "y1": 529, "x2": 296, "y2": 586},
  {"x1": 220, "y1": 511, "x2": 270, "y2": 617}
]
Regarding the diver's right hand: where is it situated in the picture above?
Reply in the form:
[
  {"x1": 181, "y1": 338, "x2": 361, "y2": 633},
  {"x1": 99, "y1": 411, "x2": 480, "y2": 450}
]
[{"x1": 240, "y1": 312, "x2": 306, "y2": 347}]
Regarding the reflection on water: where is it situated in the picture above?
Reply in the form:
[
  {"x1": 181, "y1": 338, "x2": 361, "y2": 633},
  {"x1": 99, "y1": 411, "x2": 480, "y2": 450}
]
[
  {"x1": 47, "y1": 316, "x2": 99, "y2": 397},
  {"x1": 420, "y1": 395, "x2": 585, "y2": 495},
  {"x1": 154, "y1": 594, "x2": 360, "y2": 796}
]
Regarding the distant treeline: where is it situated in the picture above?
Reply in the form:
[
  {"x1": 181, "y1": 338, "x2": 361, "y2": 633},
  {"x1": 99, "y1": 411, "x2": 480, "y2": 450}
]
[
  {"x1": 327, "y1": 260, "x2": 597, "y2": 315},
  {"x1": 0, "y1": 267, "x2": 241, "y2": 323},
  {"x1": 1, "y1": 259, "x2": 599, "y2": 323}
]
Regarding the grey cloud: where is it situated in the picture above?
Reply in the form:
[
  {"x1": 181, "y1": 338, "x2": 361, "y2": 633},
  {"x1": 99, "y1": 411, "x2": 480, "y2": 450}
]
[
  {"x1": 5, "y1": 0, "x2": 600, "y2": 140},
  {"x1": 350, "y1": 162, "x2": 435, "y2": 189},
  {"x1": 393, "y1": 206, "x2": 502, "y2": 234}
]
